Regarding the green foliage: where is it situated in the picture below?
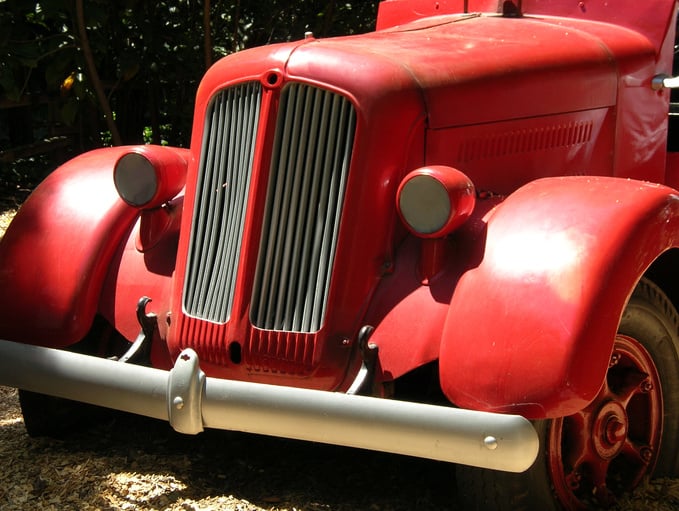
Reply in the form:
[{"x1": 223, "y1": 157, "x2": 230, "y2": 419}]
[
  {"x1": 0, "y1": 1, "x2": 378, "y2": 150},
  {"x1": 0, "y1": 1, "x2": 78, "y2": 100},
  {"x1": 234, "y1": 1, "x2": 379, "y2": 47}
]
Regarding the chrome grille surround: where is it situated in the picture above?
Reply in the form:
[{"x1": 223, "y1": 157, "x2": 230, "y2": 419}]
[
  {"x1": 250, "y1": 83, "x2": 356, "y2": 333},
  {"x1": 182, "y1": 82, "x2": 262, "y2": 323}
]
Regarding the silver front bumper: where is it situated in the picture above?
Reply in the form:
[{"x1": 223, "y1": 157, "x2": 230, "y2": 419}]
[{"x1": 0, "y1": 339, "x2": 538, "y2": 472}]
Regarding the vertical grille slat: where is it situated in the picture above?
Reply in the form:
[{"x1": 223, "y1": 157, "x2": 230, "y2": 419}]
[
  {"x1": 251, "y1": 89, "x2": 297, "y2": 328},
  {"x1": 183, "y1": 82, "x2": 262, "y2": 323},
  {"x1": 285, "y1": 89, "x2": 327, "y2": 328},
  {"x1": 251, "y1": 83, "x2": 356, "y2": 333},
  {"x1": 311, "y1": 96, "x2": 354, "y2": 331}
]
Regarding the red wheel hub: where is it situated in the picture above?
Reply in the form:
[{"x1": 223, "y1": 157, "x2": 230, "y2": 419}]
[
  {"x1": 548, "y1": 335, "x2": 663, "y2": 509},
  {"x1": 592, "y1": 401, "x2": 627, "y2": 459}
]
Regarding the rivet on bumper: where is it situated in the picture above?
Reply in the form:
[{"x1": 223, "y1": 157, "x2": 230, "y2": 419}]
[{"x1": 484, "y1": 436, "x2": 499, "y2": 450}]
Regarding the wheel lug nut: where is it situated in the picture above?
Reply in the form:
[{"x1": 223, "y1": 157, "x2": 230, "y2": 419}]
[
  {"x1": 640, "y1": 379, "x2": 654, "y2": 393},
  {"x1": 567, "y1": 469, "x2": 582, "y2": 490},
  {"x1": 609, "y1": 353, "x2": 621, "y2": 367},
  {"x1": 640, "y1": 447, "x2": 653, "y2": 463}
]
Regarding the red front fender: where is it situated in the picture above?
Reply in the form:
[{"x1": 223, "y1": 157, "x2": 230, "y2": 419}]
[
  {"x1": 0, "y1": 146, "x2": 187, "y2": 347},
  {"x1": 440, "y1": 176, "x2": 679, "y2": 418}
]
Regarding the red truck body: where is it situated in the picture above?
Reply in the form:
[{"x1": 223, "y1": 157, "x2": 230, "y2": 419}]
[{"x1": 2, "y1": 0, "x2": 679, "y2": 508}]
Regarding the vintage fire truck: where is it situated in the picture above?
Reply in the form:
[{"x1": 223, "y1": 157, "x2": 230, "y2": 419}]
[{"x1": 2, "y1": 0, "x2": 679, "y2": 508}]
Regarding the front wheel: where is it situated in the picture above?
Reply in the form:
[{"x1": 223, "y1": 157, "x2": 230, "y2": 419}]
[
  {"x1": 18, "y1": 317, "x2": 129, "y2": 438},
  {"x1": 457, "y1": 278, "x2": 679, "y2": 510}
]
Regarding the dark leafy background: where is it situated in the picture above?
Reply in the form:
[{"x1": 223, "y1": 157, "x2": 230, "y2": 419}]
[{"x1": 0, "y1": 1, "x2": 378, "y2": 149}]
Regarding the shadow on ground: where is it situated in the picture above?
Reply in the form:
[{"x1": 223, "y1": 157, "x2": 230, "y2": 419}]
[{"x1": 0, "y1": 393, "x2": 455, "y2": 511}]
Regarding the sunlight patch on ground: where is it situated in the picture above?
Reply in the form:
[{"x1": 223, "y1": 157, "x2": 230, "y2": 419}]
[
  {"x1": 0, "y1": 207, "x2": 16, "y2": 240},
  {"x1": 0, "y1": 416, "x2": 22, "y2": 427}
]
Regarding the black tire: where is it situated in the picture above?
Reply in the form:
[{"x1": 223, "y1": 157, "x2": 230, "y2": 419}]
[
  {"x1": 18, "y1": 389, "x2": 111, "y2": 438},
  {"x1": 457, "y1": 278, "x2": 679, "y2": 510},
  {"x1": 18, "y1": 317, "x2": 128, "y2": 438}
]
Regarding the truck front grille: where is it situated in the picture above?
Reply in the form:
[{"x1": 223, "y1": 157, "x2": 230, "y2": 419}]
[
  {"x1": 250, "y1": 84, "x2": 356, "y2": 333},
  {"x1": 183, "y1": 82, "x2": 262, "y2": 323},
  {"x1": 182, "y1": 81, "x2": 356, "y2": 338}
]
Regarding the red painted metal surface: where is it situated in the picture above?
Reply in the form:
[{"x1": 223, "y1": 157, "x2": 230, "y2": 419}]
[
  {"x1": 0, "y1": 148, "x2": 137, "y2": 346},
  {"x1": 440, "y1": 177, "x2": 679, "y2": 417},
  {"x1": 377, "y1": 0, "x2": 675, "y2": 55},
  {"x1": 0, "y1": 0, "x2": 678, "y2": 420},
  {"x1": 0, "y1": 146, "x2": 189, "y2": 348},
  {"x1": 98, "y1": 196, "x2": 184, "y2": 362}
]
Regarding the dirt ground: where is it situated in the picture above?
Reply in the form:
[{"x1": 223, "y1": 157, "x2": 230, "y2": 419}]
[
  {"x1": 0, "y1": 386, "x2": 455, "y2": 511},
  {"x1": 0, "y1": 207, "x2": 16, "y2": 240}
]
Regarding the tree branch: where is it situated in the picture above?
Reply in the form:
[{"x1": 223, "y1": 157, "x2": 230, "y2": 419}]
[
  {"x1": 204, "y1": 0, "x2": 213, "y2": 69},
  {"x1": 75, "y1": 0, "x2": 122, "y2": 146}
]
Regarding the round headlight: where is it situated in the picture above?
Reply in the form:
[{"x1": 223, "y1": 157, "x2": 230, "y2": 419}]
[
  {"x1": 113, "y1": 147, "x2": 187, "y2": 209},
  {"x1": 397, "y1": 166, "x2": 475, "y2": 238},
  {"x1": 114, "y1": 152, "x2": 158, "y2": 207}
]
